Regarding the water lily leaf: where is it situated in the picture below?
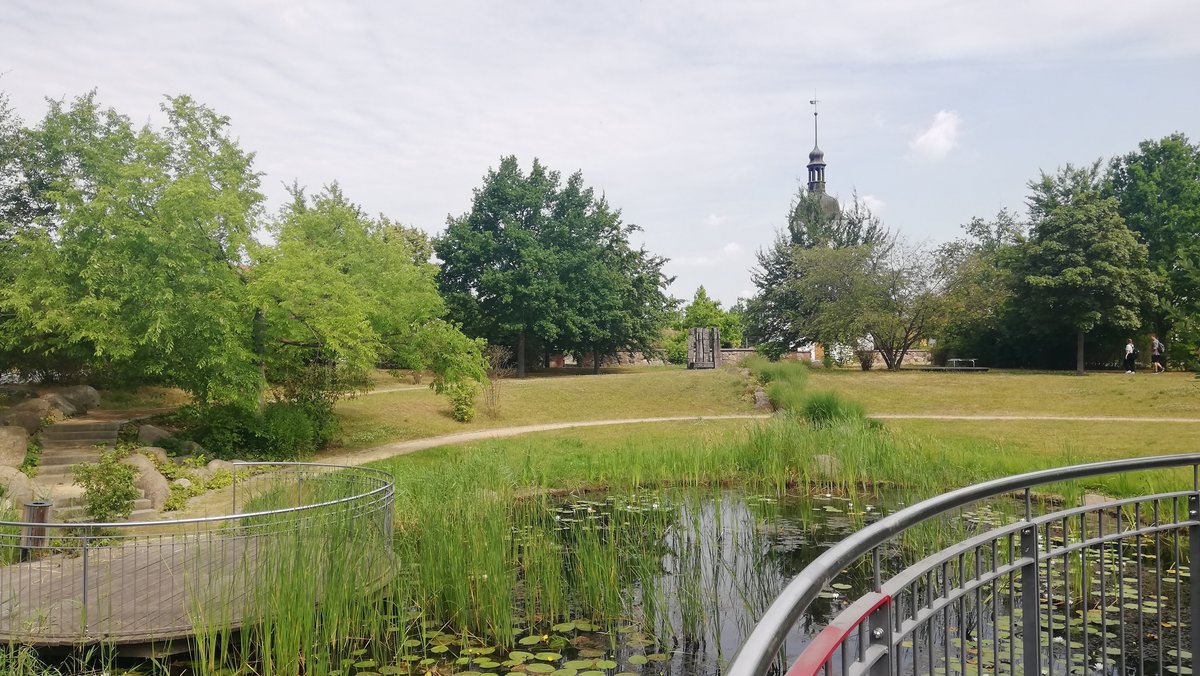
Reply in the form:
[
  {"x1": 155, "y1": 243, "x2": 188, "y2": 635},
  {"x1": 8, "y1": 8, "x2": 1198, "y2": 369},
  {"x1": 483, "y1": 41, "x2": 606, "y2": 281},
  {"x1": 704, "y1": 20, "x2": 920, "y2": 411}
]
[
  {"x1": 354, "y1": 660, "x2": 377, "y2": 668},
  {"x1": 627, "y1": 655, "x2": 648, "y2": 665},
  {"x1": 536, "y1": 652, "x2": 562, "y2": 661},
  {"x1": 526, "y1": 665, "x2": 556, "y2": 674},
  {"x1": 552, "y1": 622, "x2": 577, "y2": 632},
  {"x1": 519, "y1": 635, "x2": 544, "y2": 645},
  {"x1": 596, "y1": 659, "x2": 618, "y2": 669}
]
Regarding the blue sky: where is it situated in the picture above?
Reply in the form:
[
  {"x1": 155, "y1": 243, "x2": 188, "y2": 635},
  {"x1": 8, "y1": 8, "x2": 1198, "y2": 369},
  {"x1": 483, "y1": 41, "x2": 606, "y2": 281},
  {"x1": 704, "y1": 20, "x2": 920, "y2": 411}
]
[{"x1": 4, "y1": 1, "x2": 1199, "y2": 306}]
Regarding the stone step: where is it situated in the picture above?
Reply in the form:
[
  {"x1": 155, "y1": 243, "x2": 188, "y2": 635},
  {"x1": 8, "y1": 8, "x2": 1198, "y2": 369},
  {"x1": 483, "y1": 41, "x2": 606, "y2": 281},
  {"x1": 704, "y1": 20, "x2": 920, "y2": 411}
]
[
  {"x1": 41, "y1": 428, "x2": 121, "y2": 441},
  {"x1": 38, "y1": 451, "x2": 104, "y2": 466},
  {"x1": 42, "y1": 421, "x2": 122, "y2": 435},
  {"x1": 51, "y1": 501, "x2": 157, "y2": 522},
  {"x1": 41, "y1": 438, "x2": 116, "y2": 450}
]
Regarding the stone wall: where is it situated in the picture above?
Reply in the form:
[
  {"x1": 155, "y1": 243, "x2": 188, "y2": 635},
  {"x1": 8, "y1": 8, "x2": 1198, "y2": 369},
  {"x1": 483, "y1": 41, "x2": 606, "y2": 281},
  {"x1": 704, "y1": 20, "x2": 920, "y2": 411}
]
[{"x1": 719, "y1": 348, "x2": 757, "y2": 366}]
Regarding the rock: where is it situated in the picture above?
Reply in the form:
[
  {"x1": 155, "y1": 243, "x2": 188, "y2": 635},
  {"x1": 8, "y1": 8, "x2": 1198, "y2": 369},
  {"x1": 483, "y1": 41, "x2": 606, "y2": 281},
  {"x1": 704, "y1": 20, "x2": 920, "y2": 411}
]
[
  {"x1": 0, "y1": 409, "x2": 43, "y2": 434},
  {"x1": 59, "y1": 385, "x2": 100, "y2": 412},
  {"x1": 753, "y1": 387, "x2": 773, "y2": 411},
  {"x1": 0, "y1": 426, "x2": 29, "y2": 468},
  {"x1": 1082, "y1": 493, "x2": 1114, "y2": 507},
  {"x1": 811, "y1": 454, "x2": 842, "y2": 479},
  {"x1": 190, "y1": 467, "x2": 213, "y2": 483},
  {"x1": 0, "y1": 385, "x2": 39, "y2": 400},
  {"x1": 137, "y1": 446, "x2": 169, "y2": 465},
  {"x1": 11, "y1": 398, "x2": 52, "y2": 417},
  {"x1": 173, "y1": 477, "x2": 192, "y2": 489},
  {"x1": 0, "y1": 466, "x2": 35, "y2": 508},
  {"x1": 178, "y1": 440, "x2": 206, "y2": 456},
  {"x1": 137, "y1": 424, "x2": 171, "y2": 444},
  {"x1": 207, "y1": 459, "x2": 236, "y2": 473},
  {"x1": 121, "y1": 454, "x2": 169, "y2": 509},
  {"x1": 41, "y1": 393, "x2": 78, "y2": 418}
]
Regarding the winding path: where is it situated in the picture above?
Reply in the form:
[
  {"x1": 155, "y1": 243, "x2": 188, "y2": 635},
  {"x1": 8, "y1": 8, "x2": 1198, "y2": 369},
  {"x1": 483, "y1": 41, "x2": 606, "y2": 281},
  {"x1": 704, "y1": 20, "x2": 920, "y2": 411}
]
[{"x1": 318, "y1": 412, "x2": 1200, "y2": 467}]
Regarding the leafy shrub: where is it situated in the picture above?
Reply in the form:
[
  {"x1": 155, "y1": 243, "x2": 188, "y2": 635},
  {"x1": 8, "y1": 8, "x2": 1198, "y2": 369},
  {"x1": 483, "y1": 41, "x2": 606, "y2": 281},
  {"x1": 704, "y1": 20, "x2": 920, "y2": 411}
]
[
  {"x1": 801, "y1": 391, "x2": 867, "y2": 428},
  {"x1": 854, "y1": 349, "x2": 877, "y2": 371},
  {"x1": 254, "y1": 402, "x2": 316, "y2": 460},
  {"x1": 664, "y1": 334, "x2": 688, "y2": 365},
  {"x1": 19, "y1": 437, "x2": 41, "y2": 477},
  {"x1": 73, "y1": 451, "x2": 140, "y2": 522},
  {"x1": 448, "y1": 382, "x2": 478, "y2": 422},
  {"x1": 175, "y1": 401, "x2": 332, "y2": 460}
]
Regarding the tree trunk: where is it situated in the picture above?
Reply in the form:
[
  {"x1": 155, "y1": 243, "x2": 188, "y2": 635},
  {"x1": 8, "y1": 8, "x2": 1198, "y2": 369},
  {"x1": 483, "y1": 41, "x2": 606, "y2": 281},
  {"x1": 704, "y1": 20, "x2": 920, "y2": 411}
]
[
  {"x1": 592, "y1": 345, "x2": 601, "y2": 374},
  {"x1": 1075, "y1": 329, "x2": 1085, "y2": 375},
  {"x1": 517, "y1": 331, "x2": 526, "y2": 378},
  {"x1": 543, "y1": 349, "x2": 550, "y2": 369}
]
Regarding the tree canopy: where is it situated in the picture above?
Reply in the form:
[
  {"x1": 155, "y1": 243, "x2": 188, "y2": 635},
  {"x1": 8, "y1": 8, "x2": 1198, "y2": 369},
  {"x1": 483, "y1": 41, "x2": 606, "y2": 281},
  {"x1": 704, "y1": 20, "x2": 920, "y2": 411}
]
[{"x1": 436, "y1": 156, "x2": 673, "y2": 375}]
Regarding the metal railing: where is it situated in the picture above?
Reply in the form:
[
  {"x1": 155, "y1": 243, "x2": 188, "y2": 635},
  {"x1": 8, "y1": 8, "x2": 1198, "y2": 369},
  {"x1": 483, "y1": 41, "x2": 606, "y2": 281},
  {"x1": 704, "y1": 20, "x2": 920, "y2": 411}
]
[
  {"x1": 726, "y1": 453, "x2": 1200, "y2": 676},
  {"x1": 0, "y1": 462, "x2": 394, "y2": 645}
]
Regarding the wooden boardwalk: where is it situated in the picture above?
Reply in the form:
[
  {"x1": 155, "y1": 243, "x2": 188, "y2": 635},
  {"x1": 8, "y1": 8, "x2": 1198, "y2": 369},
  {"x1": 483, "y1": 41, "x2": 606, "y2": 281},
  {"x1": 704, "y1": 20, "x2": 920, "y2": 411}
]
[{"x1": 0, "y1": 533, "x2": 261, "y2": 646}]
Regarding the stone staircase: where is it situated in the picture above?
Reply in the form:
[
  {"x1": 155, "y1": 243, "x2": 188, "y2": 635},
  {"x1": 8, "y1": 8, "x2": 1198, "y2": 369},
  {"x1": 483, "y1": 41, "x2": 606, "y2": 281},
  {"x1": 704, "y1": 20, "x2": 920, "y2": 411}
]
[{"x1": 34, "y1": 419, "x2": 157, "y2": 522}]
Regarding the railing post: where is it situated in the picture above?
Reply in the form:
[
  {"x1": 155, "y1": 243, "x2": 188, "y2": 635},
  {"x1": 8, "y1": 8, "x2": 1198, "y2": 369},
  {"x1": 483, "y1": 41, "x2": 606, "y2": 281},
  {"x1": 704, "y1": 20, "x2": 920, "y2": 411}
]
[
  {"x1": 1189, "y1": 493, "x2": 1199, "y2": 662},
  {"x1": 867, "y1": 604, "x2": 892, "y2": 676},
  {"x1": 80, "y1": 530, "x2": 89, "y2": 635},
  {"x1": 1019, "y1": 525, "x2": 1041, "y2": 676},
  {"x1": 232, "y1": 465, "x2": 238, "y2": 514}
]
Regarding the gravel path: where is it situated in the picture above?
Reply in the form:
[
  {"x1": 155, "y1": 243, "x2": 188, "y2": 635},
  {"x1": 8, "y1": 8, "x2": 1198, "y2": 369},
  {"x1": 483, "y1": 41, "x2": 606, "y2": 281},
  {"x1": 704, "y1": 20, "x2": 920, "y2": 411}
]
[{"x1": 318, "y1": 412, "x2": 1200, "y2": 467}]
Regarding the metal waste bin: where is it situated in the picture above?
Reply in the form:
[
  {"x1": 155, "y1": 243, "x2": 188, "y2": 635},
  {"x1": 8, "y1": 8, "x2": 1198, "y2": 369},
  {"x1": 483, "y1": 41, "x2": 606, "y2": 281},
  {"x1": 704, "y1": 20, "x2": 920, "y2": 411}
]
[{"x1": 20, "y1": 500, "x2": 52, "y2": 561}]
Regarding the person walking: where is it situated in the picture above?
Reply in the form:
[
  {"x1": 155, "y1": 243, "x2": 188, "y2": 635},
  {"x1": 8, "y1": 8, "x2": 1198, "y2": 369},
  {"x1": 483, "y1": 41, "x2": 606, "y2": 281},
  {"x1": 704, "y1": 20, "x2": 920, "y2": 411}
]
[
  {"x1": 1151, "y1": 334, "x2": 1166, "y2": 373},
  {"x1": 1124, "y1": 338, "x2": 1136, "y2": 373}
]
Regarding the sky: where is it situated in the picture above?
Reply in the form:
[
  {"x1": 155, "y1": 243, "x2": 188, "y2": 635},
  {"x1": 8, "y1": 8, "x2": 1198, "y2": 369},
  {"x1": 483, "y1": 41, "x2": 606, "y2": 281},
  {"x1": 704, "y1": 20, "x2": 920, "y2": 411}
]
[{"x1": 3, "y1": 1, "x2": 1200, "y2": 306}]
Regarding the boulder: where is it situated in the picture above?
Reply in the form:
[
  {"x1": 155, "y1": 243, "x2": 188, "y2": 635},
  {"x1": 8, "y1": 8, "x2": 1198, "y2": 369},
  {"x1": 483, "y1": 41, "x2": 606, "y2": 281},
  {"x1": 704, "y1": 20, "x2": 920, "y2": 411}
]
[
  {"x1": 0, "y1": 409, "x2": 43, "y2": 434},
  {"x1": 178, "y1": 440, "x2": 206, "y2": 456},
  {"x1": 0, "y1": 426, "x2": 29, "y2": 468},
  {"x1": 0, "y1": 466, "x2": 35, "y2": 509},
  {"x1": 207, "y1": 459, "x2": 236, "y2": 473},
  {"x1": 59, "y1": 385, "x2": 100, "y2": 412},
  {"x1": 41, "y1": 393, "x2": 78, "y2": 418},
  {"x1": 121, "y1": 454, "x2": 169, "y2": 510},
  {"x1": 753, "y1": 387, "x2": 773, "y2": 411},
  {"x1": 810, "y1": 454, "x2": 843, "y2": 480},
  {"x1": 173, "y1": 477, "x2": 192, "y2": 489},
  {"x1": 12, "y1": 398, "x2": 52, "y2": 417},
  {"x1": 137, "y1": 446, "x2": 170, "y2": 465},
  {"x1": 0, "y1": 385, "x2": 39, "y2": 400},
  {"x1": 137, "y1": 424, "x2": 171, "y2": 445}
]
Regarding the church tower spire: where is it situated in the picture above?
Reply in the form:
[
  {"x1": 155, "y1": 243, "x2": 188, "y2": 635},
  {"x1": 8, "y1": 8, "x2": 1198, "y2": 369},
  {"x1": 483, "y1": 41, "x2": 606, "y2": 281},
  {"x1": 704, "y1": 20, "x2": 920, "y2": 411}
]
[{"x1": 806, "y1": 98, "x2": 826, "y2": 194}]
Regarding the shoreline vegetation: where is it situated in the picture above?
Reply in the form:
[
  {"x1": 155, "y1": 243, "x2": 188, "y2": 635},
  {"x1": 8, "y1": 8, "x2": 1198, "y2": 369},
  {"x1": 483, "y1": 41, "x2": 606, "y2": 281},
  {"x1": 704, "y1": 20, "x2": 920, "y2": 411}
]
[{"x1": 5, "y1": 360, "x2": 1198, "y2": 675}]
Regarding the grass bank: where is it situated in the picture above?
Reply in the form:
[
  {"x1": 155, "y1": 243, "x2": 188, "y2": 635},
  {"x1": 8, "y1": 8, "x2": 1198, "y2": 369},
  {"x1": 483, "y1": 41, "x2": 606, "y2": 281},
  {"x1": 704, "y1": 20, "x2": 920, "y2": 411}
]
[{"x1": 332, "y1": 366, "x2": 752, "y2": 450}]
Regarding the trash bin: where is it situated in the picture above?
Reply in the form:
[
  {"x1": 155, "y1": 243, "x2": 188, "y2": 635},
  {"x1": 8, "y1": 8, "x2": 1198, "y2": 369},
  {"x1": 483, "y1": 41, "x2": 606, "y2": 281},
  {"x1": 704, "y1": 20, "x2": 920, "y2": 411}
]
[{"x1": 20, "y1": 500, "x2": 52, "y2": 561}]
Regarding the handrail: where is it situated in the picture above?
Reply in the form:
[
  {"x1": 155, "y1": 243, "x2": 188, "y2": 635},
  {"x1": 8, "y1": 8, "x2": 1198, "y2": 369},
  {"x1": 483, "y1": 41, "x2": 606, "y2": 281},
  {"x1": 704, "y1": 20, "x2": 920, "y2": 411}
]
[
  {"x1": 724, "y1": 452, "x2": 1200, "y2": 676},
  {"x1": 0, "y1": 461, "x2": 393, "y2": 528}
]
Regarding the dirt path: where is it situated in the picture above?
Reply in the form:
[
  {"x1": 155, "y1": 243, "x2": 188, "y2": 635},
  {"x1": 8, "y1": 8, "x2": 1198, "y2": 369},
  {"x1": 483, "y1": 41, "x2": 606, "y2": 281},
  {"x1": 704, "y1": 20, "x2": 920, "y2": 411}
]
[{"x1": 317, "y1": 412, "x2": 1200, "y2": 467}]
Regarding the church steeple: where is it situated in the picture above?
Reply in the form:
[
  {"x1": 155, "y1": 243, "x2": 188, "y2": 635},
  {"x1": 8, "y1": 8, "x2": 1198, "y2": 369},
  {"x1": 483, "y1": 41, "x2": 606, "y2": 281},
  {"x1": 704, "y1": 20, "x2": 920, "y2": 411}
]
[{"x1": 806, "y1": 98, "x2": 826, "y2": 193}]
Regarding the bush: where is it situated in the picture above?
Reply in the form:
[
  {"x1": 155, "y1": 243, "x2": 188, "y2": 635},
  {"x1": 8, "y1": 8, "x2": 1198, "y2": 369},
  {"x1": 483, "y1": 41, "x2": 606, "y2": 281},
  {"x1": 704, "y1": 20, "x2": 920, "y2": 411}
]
[
  {"x1": 254, "y1": 402, "x2": 316, "y2": 460},
  {"x1": 854, "y1": 349, "x2": 877, "y2": 371},
  {"x1": 73, "y1": 451, "x2": 140, "y2": 522},
  {"x1": 448, "y1": 382, "x2": 478, "y2": 422},
  {"x1": 801, "y1": 391, "x2": 867, "y2": 428},
  {"x1": 175, "y1": 402, "x2": 331, "y2": 460},
  {"x1": 664, "y1": 334, "x2": 688, "y2": 365}
]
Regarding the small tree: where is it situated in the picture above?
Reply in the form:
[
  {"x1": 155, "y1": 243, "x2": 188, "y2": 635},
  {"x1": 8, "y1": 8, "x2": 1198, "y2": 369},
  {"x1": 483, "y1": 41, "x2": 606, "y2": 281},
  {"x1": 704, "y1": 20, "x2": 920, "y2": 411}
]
[{"x1": 482, "y1": 345, "x2": 513, "y2": 417}]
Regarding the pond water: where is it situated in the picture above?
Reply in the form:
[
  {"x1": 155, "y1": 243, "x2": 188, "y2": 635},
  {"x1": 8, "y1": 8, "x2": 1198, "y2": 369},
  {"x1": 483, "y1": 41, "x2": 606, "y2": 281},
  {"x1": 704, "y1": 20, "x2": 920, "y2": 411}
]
[{"x1": 38, "y1": 488, "x2": 1189, "y2": 675}]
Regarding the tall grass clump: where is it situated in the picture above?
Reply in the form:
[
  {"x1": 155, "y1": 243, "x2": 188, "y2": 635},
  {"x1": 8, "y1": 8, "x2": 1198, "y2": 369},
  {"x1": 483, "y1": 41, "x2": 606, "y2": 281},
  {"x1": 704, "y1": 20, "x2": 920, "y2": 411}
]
[{"x1": 801, "y1": 391, "x2": 867, "y2": 428}]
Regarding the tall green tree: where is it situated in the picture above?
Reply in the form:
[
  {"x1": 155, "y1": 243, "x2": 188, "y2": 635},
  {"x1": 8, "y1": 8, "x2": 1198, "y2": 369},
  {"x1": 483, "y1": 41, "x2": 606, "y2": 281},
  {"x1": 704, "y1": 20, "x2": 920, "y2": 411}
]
[
  {"x1": 0, "y1": 93, "x2": 263, "y2": 400},
  {"x1": 436, "y1": 157, "x2": 561, "y2": 377},
  {"x1": 746, "y1": 189, "x2": 891, "y2": 356},
  {"x1": 1013, "y1": 162, "x2": 1154, "y2": 374},
  {"x1": 437, "y1": 157, "x2": 672, "y2": 376},
  {"x1": 1108, "y1": 133, "x2": 1200, "y2": 366},
  {"x1": 252, "y1": 184, "x2": 485, "y2": 415}
]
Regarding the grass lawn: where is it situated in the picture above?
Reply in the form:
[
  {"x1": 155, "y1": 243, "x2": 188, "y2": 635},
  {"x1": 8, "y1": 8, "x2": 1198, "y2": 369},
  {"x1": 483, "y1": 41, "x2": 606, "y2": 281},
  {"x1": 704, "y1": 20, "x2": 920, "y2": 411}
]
[
  {"x1": 331, "y1": 365, "x2": 754, "y2": 450},
  {"x1": 804, "y1": 368, "x2": 1200, "y2": 418}
]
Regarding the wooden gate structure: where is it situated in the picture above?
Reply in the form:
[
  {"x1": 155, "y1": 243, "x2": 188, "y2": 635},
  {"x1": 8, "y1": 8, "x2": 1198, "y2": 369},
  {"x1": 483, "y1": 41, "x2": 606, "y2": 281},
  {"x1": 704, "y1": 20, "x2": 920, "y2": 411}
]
[{"x1": 687, "y1": 327, "x2": 720, "y2": 369}]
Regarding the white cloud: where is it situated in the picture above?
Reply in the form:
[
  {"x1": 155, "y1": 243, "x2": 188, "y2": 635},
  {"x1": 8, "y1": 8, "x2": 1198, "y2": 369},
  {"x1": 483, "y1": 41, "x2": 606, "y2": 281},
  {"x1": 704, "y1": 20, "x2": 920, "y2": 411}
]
[
  {"x1": 909, "y1": 110, "x2": 961, "y2": 161},
  {"x1": 860, "y1": 194, "x2": 886, "y2": 215},
  {"x1": 703, "y1": 213, "x2": 726, "y2": 229},
  {"x1": 673, "y1": 242, "x2": 744, "y2": 268}
]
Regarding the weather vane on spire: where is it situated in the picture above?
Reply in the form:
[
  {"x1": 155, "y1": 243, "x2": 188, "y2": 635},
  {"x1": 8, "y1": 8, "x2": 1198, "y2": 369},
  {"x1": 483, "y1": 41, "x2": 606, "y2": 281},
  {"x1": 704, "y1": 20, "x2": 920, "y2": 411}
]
[{"x1": 809, "y1": 95, "x2": 820, "y2": 146}]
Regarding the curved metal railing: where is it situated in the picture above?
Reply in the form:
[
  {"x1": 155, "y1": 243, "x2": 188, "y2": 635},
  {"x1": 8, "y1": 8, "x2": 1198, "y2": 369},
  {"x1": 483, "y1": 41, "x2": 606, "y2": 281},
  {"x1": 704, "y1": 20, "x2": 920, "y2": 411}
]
[
  {"x1": 0, "y1": 462, "x2": 394, "y2": 645},
  {"x1": 726, "y1": 453, "x2": 1200, "y2": 676}
]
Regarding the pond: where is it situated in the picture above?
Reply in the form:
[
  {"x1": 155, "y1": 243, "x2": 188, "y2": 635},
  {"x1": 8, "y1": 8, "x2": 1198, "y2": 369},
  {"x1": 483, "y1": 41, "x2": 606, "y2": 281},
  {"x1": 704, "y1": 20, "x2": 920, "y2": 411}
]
[{"x1": 32, "y1": 487, "x2": 1189, "y2": 675}]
